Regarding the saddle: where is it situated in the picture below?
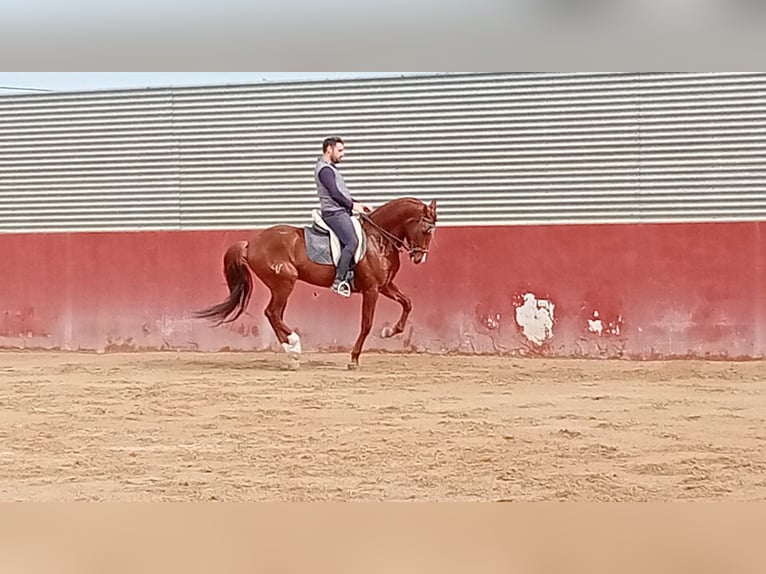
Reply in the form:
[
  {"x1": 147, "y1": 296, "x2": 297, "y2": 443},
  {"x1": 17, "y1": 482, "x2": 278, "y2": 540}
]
[{"x1": 304, "y1": 210, "x2": 367, "y2": 268}]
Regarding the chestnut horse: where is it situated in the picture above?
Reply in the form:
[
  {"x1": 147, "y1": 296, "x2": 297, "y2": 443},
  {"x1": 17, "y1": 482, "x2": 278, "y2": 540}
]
[{"x1": 194, "y1": 197, "x2": 437, "y2": 368}]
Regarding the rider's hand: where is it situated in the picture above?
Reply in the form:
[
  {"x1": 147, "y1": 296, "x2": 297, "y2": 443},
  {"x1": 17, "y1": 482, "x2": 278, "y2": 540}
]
[{"x1": 353, "y1": 202, "x2": 372, "y2": 214}]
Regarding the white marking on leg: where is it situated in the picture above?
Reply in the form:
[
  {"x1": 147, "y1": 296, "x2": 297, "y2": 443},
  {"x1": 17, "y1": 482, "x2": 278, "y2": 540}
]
[
  {"x1": 282, "y1": 332, "x2": 301, "y2": 357},
  {"x1": 286, "y1": 332, "x2": 302, "y2": 354}
]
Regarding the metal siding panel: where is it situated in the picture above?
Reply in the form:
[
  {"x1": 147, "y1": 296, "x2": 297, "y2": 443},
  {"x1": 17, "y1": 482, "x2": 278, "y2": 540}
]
[
  {"x1": 1, "y1": 72, "x2": 765, "y2": 232},
  {"x1": 0, "y1": 88, "x2": 179, "y2": 231}
]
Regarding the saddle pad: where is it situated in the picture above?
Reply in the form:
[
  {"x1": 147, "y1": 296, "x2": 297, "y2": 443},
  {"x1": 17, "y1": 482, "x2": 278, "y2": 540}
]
[
  {"x1": 304, "y1": 225, "x2": 334, "y2": 266},
  {"x1": 304, "y1": 215, "x2": 367, "y2": 267}
]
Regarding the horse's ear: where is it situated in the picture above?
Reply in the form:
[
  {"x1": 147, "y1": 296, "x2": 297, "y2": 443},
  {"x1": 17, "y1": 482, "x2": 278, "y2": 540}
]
[{"x1": 428, "y1": 199, "x2": 437, "y2": 217}]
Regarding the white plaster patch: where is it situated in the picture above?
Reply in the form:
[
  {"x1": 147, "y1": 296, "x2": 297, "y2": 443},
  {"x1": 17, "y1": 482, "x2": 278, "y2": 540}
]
[
  {"x1": 588, "y1": 310, "x2": 603, "y2": 335},
  {"x1": 514, "y1": 293, "x2": 555, "y2": 346},
  {"x1": 484, "y1": 313, "x2": 501, "y2": 330},
  {"x1": 587, "y1": 310, "x2": 622, "y2": 336}
]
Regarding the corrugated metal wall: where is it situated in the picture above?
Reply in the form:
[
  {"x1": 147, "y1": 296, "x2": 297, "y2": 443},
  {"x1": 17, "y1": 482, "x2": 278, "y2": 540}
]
[{"x1": 1, "y1": 72, "x2": 765, "y2": 232}]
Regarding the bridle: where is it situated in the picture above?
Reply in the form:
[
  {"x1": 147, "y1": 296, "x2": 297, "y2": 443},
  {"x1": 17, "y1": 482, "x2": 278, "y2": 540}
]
[{"x1": 359, "y1": 213, "x2": 435, "y2": 259}]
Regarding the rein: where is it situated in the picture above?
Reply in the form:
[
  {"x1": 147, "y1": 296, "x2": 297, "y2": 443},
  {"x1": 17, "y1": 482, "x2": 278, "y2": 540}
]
[{"x1": 359, "y1": 212, "x2": 434, "y2": 257}]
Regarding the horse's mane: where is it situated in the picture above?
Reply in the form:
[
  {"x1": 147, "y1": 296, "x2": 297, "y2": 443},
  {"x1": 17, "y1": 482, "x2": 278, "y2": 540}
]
[{"x1": 371, "y1": 197, "x2": 425, "y2": 217}]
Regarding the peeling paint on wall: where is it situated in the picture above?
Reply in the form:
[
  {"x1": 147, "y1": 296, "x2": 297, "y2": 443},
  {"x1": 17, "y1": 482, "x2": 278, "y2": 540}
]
[
  {"x1": 513, "y1": 293, "x2": 555, "y2": 346},
  {"x1": 0, "y1": 222, "x2": 763, "y2": 358},
  {"x1": 587, "y1": 310, "x2": 623, "y2": 336}
]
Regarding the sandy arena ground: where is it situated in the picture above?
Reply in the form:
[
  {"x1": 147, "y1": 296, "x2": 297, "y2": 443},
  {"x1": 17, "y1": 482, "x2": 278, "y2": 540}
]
[{"x1": 0, "y1": 350, "x2": 764, "y2": 501}]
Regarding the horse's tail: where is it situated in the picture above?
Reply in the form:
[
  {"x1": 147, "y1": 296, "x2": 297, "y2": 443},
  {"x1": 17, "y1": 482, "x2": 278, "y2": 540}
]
[{"x1": 194, "y1": 241, "x2": 253, "y2": 325}]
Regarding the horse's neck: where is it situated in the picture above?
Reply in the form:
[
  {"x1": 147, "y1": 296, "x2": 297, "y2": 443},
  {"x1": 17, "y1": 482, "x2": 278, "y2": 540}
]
[{"x1": 370, "y1": 202, "x2": 417, "y2": 238}]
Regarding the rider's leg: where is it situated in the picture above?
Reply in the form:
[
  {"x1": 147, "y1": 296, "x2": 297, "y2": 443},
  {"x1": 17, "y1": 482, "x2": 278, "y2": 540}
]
[{"x1": 322, "y1": 211, "x2": 358, "y2": 294}]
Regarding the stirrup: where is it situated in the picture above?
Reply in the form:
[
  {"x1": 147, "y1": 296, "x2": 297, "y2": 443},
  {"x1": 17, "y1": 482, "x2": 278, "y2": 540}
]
[{"x1": 331, "y1": 280, "x2": 351, "y2": 298}]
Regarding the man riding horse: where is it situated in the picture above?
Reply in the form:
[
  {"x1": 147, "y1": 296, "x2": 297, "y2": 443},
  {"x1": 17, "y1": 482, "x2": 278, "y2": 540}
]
[
  {"x1": 314, "y1": 136, "x2": 372, "y2": 297},
  {"x1": 195, "y1": 136, "x2": 438, "y2": 369}
]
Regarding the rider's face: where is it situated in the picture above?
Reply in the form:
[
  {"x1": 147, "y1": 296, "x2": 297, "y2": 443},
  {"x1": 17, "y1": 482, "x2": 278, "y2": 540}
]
[{"x1": 329, "y1": 143, "x2": 345, "y2": 164}]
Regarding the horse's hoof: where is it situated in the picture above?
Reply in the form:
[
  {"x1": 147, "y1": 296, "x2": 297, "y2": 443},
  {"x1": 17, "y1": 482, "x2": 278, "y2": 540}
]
[
  {"x1": 347, "y1": 362, "x2": 359, "y2": 371},
  {"x1": 285, "y1": 357, "x2": 300, "y2": 371},
  {"x1": 380, "y1": 326, "x2": 393, "y2": 338}
]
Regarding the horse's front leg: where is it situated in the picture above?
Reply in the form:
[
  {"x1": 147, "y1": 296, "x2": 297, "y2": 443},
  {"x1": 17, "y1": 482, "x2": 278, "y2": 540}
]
[
  {"x1": 379, "y1": 282, "x2": 412, "y2": 338},
  {"x1": 349, "y1": 288, "x2": 380, "y2": 369}
]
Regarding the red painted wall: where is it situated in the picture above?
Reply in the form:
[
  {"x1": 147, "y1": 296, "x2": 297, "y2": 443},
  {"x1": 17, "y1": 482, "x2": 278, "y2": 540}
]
[{"x1": 1, "y1": 222, "x2": 764, "y2": 359}]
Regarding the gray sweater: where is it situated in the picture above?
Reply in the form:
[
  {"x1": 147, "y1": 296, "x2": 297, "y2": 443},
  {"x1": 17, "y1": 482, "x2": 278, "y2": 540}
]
[{"x1": 315, "y1": 158, "x2": 355, "y2": 215}]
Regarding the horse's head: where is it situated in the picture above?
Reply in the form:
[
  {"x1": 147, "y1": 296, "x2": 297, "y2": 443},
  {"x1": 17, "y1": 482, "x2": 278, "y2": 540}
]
[
  {"x1": 364, "y1": 197, "x2": 438, "y2": 264},
  {"x1": 403, "y1": 199, "x2": 437, "y2": 264}
]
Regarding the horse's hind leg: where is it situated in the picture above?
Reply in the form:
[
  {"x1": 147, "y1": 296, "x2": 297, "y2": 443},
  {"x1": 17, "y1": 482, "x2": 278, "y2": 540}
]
[{"x1": 263, "y1": 273, "x2": 301, "y2": 369}]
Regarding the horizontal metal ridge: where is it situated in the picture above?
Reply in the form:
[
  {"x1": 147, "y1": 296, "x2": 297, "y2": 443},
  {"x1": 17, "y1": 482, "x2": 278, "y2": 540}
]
[{"x1": 1, "y1": 72, "x2": 764, "y2": 232}]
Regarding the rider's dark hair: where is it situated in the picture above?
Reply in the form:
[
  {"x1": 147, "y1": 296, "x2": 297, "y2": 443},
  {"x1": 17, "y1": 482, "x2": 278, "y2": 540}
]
[{"x1": 322, "y1": 137, "x2": 344, "y2": 152}]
